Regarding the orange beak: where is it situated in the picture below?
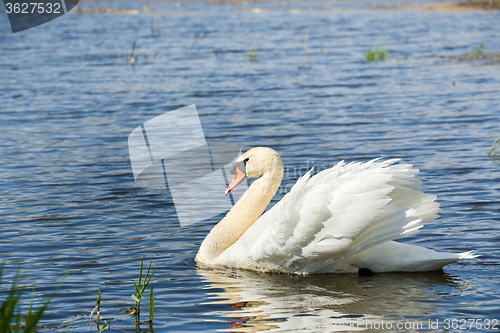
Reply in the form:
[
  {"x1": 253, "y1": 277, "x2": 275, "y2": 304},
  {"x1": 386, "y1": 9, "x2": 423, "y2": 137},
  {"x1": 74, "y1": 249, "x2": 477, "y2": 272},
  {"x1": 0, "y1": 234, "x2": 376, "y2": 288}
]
[{"x1": 225, "y1": 167, "x2": 246, "y2": 195}]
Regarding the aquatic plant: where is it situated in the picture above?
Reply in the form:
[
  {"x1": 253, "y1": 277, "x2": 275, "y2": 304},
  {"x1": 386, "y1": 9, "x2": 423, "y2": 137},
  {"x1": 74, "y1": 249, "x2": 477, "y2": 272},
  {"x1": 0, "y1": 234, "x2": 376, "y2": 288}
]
[
  {"x1": 148, "y1": 284, "x2": 154, "y2": 323},
  {"x1": 487, "y1": 136, "x2": 500, "y2": 159},
  {"x1": 460, "y1": 0, "x2": 500, "y2": 10},
  {"x1": 89, "y1": 287, "x2": 110, "y2": 331},
  {"x1": 249, "y1": 42, "x2": 258, "y2": 62},
  {"x1": 470, "y1": 43, "x2": 485, "y2": 60},
  {"x1": 151, "y1": 16, "x2": 161, "y2": 37},
  {"x1": 126, "y1": 258, "x2": 157, "y2": 322},
  {"x1": 97, "y1": 321, "x2": 110, "y2": 332},
  {"x1": 366, "y1": 44, "x2": 388, "y2": 62},
  {"x1": 129, "y1": 38, "x2": 138, "y2": 65},
  {"x1": 90, "y1": 288, "x2": 101, "y2": 324},
  {"x1": 0, "y1": 264, "x2": 51, "y2": 333}
]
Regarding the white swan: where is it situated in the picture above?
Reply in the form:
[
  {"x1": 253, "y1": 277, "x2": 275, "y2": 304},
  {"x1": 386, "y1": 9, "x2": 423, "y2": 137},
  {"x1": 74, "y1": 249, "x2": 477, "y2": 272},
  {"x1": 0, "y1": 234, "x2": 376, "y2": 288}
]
[{"x1": 196, "y1": 147, "x2": 476, "y2": 274}]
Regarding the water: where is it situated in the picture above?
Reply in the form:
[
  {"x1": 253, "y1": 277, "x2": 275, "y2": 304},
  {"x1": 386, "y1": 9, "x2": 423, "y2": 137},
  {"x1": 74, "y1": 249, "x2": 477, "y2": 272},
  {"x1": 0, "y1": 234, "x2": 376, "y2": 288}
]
[{"x1": 1, "y1": 1, "x2": 500, "y2": 331}]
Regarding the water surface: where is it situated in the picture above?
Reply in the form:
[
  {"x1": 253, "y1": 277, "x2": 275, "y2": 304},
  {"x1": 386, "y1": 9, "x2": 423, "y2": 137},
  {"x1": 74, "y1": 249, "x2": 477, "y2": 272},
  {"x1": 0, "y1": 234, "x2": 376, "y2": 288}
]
[{"x1": 1, "y1": 1, "x2": 499, "y2": 332}]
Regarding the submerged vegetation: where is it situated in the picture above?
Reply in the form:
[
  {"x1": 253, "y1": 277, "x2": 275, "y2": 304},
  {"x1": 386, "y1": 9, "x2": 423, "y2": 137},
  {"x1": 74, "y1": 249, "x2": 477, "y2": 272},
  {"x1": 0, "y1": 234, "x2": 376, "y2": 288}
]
[
  {"x1": 366, "y1": 44, "x2": 388, "y2": 62},
  {"x1": 459, "y1": 0, "x2": 500, "y2": 10},
  {"x1": 487, "y1": 136, "x2": 500, "y2": 159},
  {"x1": 151, "y1": 16, "x2": 161, "y2": 37},
  {"x1": 249, "y1": 42, "x2": 258, "y2": 62},
  {"x1": 1, "y1": 259, "x2": 157, "y2": 332},
  {"x1": 0, "y1": 264, "x2": 52, "y2": 333},
  {"x1": 470, "y1": 43, "x2": 485, "y2": 59},
  {"x1": 126, "y1": 258, "x2": 157, "y2": 324},
  {"x1": 90, "y1": 288, "x2": 110, "y2": 331},
  {"x1": 442, "y1": 43, "x2": 500, "y2": 63}
]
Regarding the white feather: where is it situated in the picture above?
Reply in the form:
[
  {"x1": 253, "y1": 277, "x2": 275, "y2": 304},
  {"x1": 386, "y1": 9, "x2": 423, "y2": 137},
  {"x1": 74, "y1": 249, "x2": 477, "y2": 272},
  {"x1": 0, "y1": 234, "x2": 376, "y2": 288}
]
[{"x1": 213, "y1": 158, "x2": 476, "y2": 273}]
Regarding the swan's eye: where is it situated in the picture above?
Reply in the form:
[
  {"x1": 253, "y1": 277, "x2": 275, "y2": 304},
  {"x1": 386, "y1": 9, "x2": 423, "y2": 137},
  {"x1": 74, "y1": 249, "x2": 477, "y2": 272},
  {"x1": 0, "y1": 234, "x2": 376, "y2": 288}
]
[{"x1": 244, "y1": 158, "x2": 250, "y2": 163}]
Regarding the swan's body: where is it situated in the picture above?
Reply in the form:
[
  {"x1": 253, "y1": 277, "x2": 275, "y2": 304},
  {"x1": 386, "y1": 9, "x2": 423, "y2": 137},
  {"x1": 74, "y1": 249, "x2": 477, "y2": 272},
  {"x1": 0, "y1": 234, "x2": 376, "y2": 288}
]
[{"x1": 196, "y1": 147, "x2": 476, "y2": 274}]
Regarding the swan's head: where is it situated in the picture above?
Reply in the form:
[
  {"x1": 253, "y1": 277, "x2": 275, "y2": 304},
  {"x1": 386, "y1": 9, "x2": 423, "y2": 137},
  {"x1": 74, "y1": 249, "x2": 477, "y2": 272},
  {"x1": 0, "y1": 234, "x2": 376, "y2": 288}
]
[{"x1": 225, "y1": 147, "x2": 283, "y2": 195}]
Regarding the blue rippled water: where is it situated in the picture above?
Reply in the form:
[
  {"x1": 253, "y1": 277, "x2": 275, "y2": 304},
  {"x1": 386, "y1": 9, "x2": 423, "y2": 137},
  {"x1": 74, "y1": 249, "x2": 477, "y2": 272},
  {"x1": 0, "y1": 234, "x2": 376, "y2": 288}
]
[{"x1": 1, "y1": 1, "x2": 499, "y2": 332}]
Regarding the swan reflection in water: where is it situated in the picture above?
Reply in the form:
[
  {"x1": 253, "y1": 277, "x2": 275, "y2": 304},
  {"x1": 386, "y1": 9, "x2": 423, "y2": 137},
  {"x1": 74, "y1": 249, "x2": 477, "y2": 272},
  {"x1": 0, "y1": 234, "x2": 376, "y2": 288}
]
[{"x1": 196, "y1": 266, "x2": 471, "y2": 332}]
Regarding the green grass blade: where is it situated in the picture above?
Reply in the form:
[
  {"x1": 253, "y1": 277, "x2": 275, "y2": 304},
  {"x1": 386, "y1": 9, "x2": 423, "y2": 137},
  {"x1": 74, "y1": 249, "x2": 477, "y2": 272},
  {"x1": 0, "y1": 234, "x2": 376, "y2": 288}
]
[
  {"x1": 97, "y1": 287, "x2": 102, "y2": 305},
  {"x1": 23, "y1": 299, "x2": 51, "y2": 333},
  {"x1": 98, "y1": 320, "x2": 110, "y2": 332},
  {"x1": 0, "y1": 264, "x2": 65, "y2": 333},
  {"x1": 144, "y1": 258, "x2": 153, "y2": 282},
  {"x1": 0, "y1": 274, "x2": 24, "y2": 333},
  {"x1": 25, "y1": 287, "x2": 35, "y2": 324},
  {"x1": 133, "y1": 281, "x2": 140, "y2": 294},
  {"x1": 145, "y1": 267, "x2": 157, "y2": 286},
  {"x1": 149, "y1": 284, "x2": 154, "y2": 322},
  {"x1": 487, "y1": 136, "x2": 500, "y2": 157},
  {"x1": 138, "y1": 259, "x2": 144, "y2": 290},
  {"x1": 141, "y1": 266, "x2": 157, "y2": 295},
  {"x1": 0, "y1": 265, "x2": 20, "y2": 332},
  {"x1": 15, "y1": 307, "x2": 21, "y2": 333},
  {"x1": 140, "y1": 259, "x2": 154, "y2": 294}
]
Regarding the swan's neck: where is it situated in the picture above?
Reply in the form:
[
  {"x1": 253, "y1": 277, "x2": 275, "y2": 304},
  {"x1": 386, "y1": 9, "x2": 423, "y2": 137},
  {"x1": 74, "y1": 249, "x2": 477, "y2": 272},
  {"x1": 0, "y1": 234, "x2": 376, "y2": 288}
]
[{"x1": 197, "y1": 164, "x2": 283, "y2": 264}]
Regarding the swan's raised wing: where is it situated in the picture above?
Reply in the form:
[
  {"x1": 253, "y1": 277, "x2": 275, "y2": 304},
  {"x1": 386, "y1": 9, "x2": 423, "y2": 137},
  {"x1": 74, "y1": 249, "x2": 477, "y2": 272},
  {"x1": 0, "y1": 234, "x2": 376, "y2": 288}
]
[{"x1": 216, "y1": 159, "x2": 439, "y2": 273}]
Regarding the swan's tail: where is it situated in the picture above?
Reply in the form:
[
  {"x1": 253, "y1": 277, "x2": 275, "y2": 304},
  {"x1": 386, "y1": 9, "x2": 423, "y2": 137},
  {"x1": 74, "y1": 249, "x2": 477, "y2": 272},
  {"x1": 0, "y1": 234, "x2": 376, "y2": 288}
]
[
  {"x1": 423, "y1": 250, "x2": 478, "y2": 270},
  {"x1": 458, "y1": 250, "x2": 479, "y2": 259}
]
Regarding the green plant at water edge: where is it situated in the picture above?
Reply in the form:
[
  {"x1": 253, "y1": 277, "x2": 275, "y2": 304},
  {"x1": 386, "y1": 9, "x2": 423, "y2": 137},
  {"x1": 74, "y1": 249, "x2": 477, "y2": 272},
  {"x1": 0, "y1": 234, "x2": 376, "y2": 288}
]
[
  {"x1": 97, "y1": 321, "x2": 110, "y2": 332},
  {"x1": 148, "y1": 284, "x2": 154, "y2": 323},
  {"x1": 89, "y1": 288, "x2": 110, "y2": 331},
  {"x1": 487, "y1": 136, "x2": 500, "y2": 159},
  {"x1": 126, "y1": 258, "x2": 157, "y2": 322},
  {"x1": 249, "y1": 42, "x2": 258, "y2": 62},
  {"x1": 366, "y1": 44, "x2": 388, "y2": 62},
  {"x1": 0, "y1": 263, "x2": 51, "y2": 333},
  {"x1": 90, "y1": 288, "x2": 101, "y2": 323},
  {"x1": 470, "y1": 43, "x2": 485, "y2": 60}
]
